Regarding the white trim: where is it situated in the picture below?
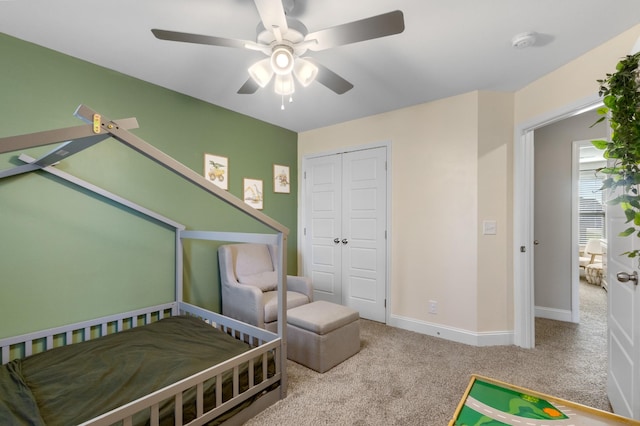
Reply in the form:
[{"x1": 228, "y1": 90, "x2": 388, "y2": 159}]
[
  {"x1": 571, "y1": 141, "x2": 582, "y2": 324},
  {"x1": 513, "y1": 130, "x2": 535, "y2": 348},
  {"x1": 303, "y1": 140, "x2": 390, "y2": 159},
  {"x1": 535, "y1": 306, "x2": 573, "y2": 322},
  {"x1": 385, "y1": 142, "x2": 392, "y2": 325},
  {"x1": 388, "y1": 314, "x2": 514, "y2": 347},
  {"x1": 513, "y1": 95, "x2": 603, "y2": 348}
]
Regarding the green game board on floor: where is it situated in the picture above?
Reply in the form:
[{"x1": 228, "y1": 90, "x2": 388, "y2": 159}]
[{"x1": 449, "y1": 375, "x2": 640, "y2": 426}]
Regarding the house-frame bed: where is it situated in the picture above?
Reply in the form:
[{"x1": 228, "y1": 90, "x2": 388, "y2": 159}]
[{"x1": 0, "y1": 105, "x2": 290, "y2": 425}]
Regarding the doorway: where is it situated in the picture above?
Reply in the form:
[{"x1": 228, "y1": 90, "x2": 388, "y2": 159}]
[
  {"x1": 514, "y1": 96, "x2": 603, "y2": 348},
  {"x1": 532, "y1": 110, "x2": 605, "y2": 327}
]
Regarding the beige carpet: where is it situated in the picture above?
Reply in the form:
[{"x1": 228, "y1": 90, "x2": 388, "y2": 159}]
[{"x1": 245, "y1": 281, "x2": 608, "y2": 425}]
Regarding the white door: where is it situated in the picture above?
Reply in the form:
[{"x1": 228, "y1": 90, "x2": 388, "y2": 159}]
[
  {"x1": 304, "y1": 147, "x2": 387, "y2": 322},
  {"x1": 304, "y1": 154, "x2": 343, "y2": 304},
  {"x1": 342, "y1": 148, "x2": 387, "y2": 322},
  {"x1": 607, "y1": 186, "x2": 640, "y2": 418}
]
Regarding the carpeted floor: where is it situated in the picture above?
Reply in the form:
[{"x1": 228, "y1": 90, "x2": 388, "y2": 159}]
[{"x1": 244, "y1": 281, "x2": 608, "y2": 425}]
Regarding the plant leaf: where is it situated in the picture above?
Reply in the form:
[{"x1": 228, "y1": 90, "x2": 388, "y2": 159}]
[
  {"x1": 591, "y1": 139, "x2": 608, "y2": 149},
  {"x1": 604, "y1": 95, "x2": 616, "y2": 108},
  {"x1": 625, "y1": 209, "x2": 638, "y2": 223},
  {"x1": 619, "y1": 227, "x2": 635, "y2": 237},
  {"x1": 589, "y1": 117, "x2": 607, "y2": 128}
]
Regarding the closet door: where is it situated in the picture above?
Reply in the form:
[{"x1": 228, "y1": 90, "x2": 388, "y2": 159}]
[
  {"x1": 304, "y1": 154, "x2": 343, "y2": 304},
  {"x1": 304, "y1": 147, "x2": 387, "y2": 322},
  {"x1": 341, "y1": 148, "x2": 387, "y2": 322}
]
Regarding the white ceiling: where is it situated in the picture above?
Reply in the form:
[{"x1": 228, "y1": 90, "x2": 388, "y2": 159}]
[{"x1": 1, "y1": 1, "x2": 639, "y2": 132}]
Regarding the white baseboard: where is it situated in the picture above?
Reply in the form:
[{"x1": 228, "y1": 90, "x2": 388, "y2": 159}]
[
  {"x1": 534, "y1": 306, "x2": 573, "y2": 322},
  {"x1": 387, "y1": 314, "x2": 514, "y2": 347}
]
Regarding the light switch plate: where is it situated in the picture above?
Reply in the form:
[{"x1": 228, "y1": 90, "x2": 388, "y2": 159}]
[{"x1": 483, "y1": 220, "x2": 497, "y2": 235}]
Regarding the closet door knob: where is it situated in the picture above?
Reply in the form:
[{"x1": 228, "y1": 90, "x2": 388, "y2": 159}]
[
  {"x1": 334, "y1": 238, "x2": 340, "y2": 244},
  {"x1": 342, "y1": 238, "x2": 348, "y2": 245}
]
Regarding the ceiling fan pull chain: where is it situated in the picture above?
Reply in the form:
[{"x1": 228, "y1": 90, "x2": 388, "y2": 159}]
[{"x1": 281, "y1": 95, "x2": 285, "y2": 110}]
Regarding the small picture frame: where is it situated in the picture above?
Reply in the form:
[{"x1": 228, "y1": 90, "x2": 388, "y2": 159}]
[
  {"x1": 243, "y1": 178, "x2": 263, "y2": 210},
  {"x1": 273, "y1": 164, "x2": 290, "y2": 193},
  {"x1": 204, "y1": 154, "x2": 228, "y2": 190}
]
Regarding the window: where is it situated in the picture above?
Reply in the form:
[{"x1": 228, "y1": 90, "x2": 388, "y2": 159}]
[{"x1": 578, "y1": 168, "x2": 605, "y2": 245}]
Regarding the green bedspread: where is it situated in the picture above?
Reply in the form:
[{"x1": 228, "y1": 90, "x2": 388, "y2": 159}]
[{"x1": 0, "y1": 315, "x2": 269, "y2": 426}]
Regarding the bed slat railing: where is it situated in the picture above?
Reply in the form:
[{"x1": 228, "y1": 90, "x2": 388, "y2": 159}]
[
  {"x1": 216, "y1": 372, "x2": 223, "y2": 407},
  {"x1": 174, "y1": 393, "x2": 183, "y2": 426},
  {"x1": 150, "y1": 405, "x2": 160, "y2": 425},
  {"x1": 249, "y1": 358, "x2": 255, "y2": 387},
  {"x1": 178, "y1": 301, "x2": 277, "y2": 346},
  {"x1": 0, "y1": 302, "x2": 177, "y2": 364},
  {"x1": 2, "y1": 301, "x2": 283, "y2": 426},
  {"x1": 80, "y1": 338, "x2": 282, "y2": 426},
  {"x1": 7, "y1": 300, "x2": 284, "y2": 426},
  {"x1": 197, "y1": 382, "x2": 204, "y2": 417}
]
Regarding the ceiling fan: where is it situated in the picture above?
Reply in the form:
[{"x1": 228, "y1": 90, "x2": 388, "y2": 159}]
[{"x1": 151, "y1": 0, "x2": 404, "y2": 98}]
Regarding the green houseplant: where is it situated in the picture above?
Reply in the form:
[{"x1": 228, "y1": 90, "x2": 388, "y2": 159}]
[{"x1": 592, "y1": 51, "x2": 640, "y2": 259}]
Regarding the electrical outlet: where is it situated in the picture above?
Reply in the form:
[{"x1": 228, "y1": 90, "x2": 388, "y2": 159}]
[{"x1": 428, "y1": 300, "x2": 438, "y2": 314}]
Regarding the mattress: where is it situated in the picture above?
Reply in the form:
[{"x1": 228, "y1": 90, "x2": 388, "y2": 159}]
[{"x1": 0, "y1": 315, "x2": 271, "y2": 426}]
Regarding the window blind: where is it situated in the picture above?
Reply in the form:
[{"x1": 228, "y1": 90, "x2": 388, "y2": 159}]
[{"x1": 578, "y1": 169, "x2": 605, "y2": 245}]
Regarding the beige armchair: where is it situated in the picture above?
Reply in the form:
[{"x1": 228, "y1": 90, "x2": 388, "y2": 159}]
[
  {"x1": 579, "y1": 239, "x2": 602, "y2": 270},
  {"x1": 218, "y1": 243, "x2": 312, "y2": 332}
]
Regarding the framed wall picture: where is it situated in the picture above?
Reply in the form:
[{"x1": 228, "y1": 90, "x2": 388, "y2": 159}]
[
  {"x1": 243, "y1": 178, "x2": 263, "y2": 210},
  {"x1": 273, "y1": 164, "x2": 290, "y2": 193},
  {"x1": 204, "y1": 154, "x2": 228, "y2": 190}
]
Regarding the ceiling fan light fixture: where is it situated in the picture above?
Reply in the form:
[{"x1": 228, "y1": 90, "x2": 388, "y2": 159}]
[
  {"x1": 248, "y1": 58, "x2": 273, "y2": 87},
  {"x1": 270, "y1": 46, "x2": 294, "y2": 75},
  {"x1": 274, "y1": 73, "x2": 295, "y2": 96},
  {"x1": 293, "y1": 58, "x2": 318, "y2": 87}
]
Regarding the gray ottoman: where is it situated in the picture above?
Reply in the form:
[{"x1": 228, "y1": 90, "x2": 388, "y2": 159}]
[{"x1": 287, "y1": 301, "x2": 360, "y2": 373}]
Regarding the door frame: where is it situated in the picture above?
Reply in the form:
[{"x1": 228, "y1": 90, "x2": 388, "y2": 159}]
[
  {"x1": 300, "y1": 140, "x2": 392, "y2": 324},
  {"x1": 514, "y1": 95, "x2": 602, "y2": 348},
  {"x1": 570, "y1": 139, "x2": 588, "y2": 324}
]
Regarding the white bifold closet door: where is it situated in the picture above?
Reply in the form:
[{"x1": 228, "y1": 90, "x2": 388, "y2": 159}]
[{"x1": 303, "y1": 147, "x2": 387, "y2": 322}]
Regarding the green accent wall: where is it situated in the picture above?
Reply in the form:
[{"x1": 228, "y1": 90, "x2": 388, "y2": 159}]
[{"x1": 0, "y1": 34, "x2": 298, "y2": 338}]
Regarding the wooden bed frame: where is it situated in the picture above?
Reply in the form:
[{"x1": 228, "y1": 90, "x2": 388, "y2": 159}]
[{"x1": 0, "y1": 105, "x2": 291, "y2": 425}]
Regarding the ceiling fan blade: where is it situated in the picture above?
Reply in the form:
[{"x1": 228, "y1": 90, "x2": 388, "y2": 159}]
[
  {"x1": 151, "y1": 29, "x2": 254, "y2": 50},
  {"x1": 254, "y1": 0, "x2": 288, "y2": 37},
  {"x1": 307, "y1": 59, "x2": 354, "y2": 94},
  {"x1": 237, "y1": 77, "x2": 261, "y2": 94},
  {"x1": 305, "y1": 10, "x2": 405, "y2": 52}
]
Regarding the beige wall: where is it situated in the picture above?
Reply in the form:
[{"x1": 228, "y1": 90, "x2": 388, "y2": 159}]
[
  {"x1": 299, "y1": 92, "x2": 513, "y2": 336},
  {"x1": 515, "y1": 24, "x2": 640, "y2": 124},
  {"x1": 477, "y1": 91, "x2": 514, "y2": 332},
  {"x1": 298, "y1": 25, "x2": 640, "y2": 344}
]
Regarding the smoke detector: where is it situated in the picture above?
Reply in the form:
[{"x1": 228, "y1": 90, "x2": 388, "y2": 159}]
[{"x1": 512, "y1": 32, "x2": 537, "y2": 49}]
